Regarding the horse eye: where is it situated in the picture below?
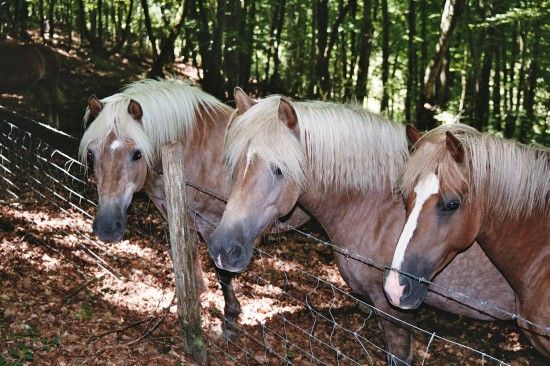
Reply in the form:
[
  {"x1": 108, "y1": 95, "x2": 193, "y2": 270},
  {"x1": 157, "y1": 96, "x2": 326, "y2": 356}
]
[
  {"x1": 273, "y1": 167, "x2": 283, "y2": 176},
  {"x1": 87, "y1": 149, "x2": 95, "y2": 162},
  {"x1": 442, "y1": 200, "x2": 460, "y2": 212},
  {"x1": 132, "y1": 150, "x2": 142, "y2": 161}
]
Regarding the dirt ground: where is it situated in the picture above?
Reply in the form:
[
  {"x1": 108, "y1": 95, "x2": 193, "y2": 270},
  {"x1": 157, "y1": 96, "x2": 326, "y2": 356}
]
[
  {"x1": 0, "y1": 36, "x2": 547, "y2": 365},
  {"x1": 0, "y1": 196, "x2": 546, "y2": 365}
]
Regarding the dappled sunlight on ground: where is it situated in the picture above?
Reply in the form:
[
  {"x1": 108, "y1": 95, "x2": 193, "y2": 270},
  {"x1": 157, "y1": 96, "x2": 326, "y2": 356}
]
[{"x1": 0, "y1": 200, "x2": 545, "y2": 365}]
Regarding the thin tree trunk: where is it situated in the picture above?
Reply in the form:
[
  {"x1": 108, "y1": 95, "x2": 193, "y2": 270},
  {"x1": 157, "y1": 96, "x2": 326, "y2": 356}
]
[
  {"x1": 404, "y1": 0, "x2": 416, "y2": 122},
  {"x1": 459, "y1": 46, "x2": 468, "y2": 114},
  {"x1": 417, "y1": 0, "x2": 466, "y2": 130},
  {"x1": 239, "y1": 0, "x2": 256, "y2": 90},
  {"x1": 307, "y1": 0, "x2": 318, "y2": 97},
  {"x1": 196, "y1": 0, "x2": 225, "y2": 99},
  {"x1": 343, "y1": 0, "x2": 358, "y2": 100},
  {"x1": 519, "y1": 22, "x2": 539, "y2": 142},
  {"x1": 149, "y1": 1, "x2": 186, "y2": 77},
  {"x1": 109, "y1": 0, "x2": 134, "y2": 54},
  {"x1": 39, "y1": 0, "x2": 46, "y2": 43},
  {"x1": 97, "y1": 0, "x2": 103, "y2": 44},
  {"x1": 492, "y1": 43, "x2": 502, "y2": 131},
  {"x1": 354, "y1": 0, "x2": 373, "y2": 103},
  {"x1": 315, "y1": 0, "x2": 353, "y2": 98},
  {"x1": 269, "y1": 0, "x2": 287, "y2": 92},
  {"x1": 67, "y1": 1, "x2": 73, "y2": 48},
  {"x1": 515, "y1": 26, "x2": 526, "y2": 122},
  {"x1": 504, "y1": 25, "x2": 517, "y2": 138},
  {"x1": 380, "y1": 0, "x2": 390, "y2": 111},
  {"x1": 48, "y1": 0, "x2": 57, "y2": 40},
  {"x1": 140, "y1": 0, "x2": 158, "y2": 59},
  {"x1": 312, "y1": 0, "x2": 328, "y2": 97}
]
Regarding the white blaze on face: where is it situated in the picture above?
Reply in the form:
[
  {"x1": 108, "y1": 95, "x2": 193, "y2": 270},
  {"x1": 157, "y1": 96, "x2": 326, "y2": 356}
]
[
  {"x1": 110, "y1": 139, "x2": 123, "y2": 151},
  {"x1": 242, "y1": 150, "x2": 254, "y2": 179},
  {"x1": 384, "y1": 172, "x2": 440, "y2": 306}
]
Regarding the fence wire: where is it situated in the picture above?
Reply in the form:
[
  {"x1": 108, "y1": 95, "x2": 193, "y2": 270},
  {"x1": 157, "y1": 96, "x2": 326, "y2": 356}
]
[{"x1": 0, "y1": 112, "x2": 540, "y2": 365}]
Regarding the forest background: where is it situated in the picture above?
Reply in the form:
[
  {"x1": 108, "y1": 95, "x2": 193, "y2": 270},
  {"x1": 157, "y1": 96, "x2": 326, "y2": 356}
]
[{"x1": 1, "y1": 0, "x2": 548, "y2": 144}]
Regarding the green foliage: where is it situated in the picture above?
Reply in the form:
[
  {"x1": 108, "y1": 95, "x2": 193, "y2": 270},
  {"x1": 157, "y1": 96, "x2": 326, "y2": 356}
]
[
  {"x1": 76, "y1": 302, "x2": 93, "y2": 320},
  {"x1": 1, "y1": 0, "x2": 548, "y2": 144}
]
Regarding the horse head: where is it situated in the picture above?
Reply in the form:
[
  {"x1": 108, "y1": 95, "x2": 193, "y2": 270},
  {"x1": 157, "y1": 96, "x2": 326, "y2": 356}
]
[
  {"x1": 82, "y1": 95, "x2": 148, "y2": 242},
  {"x1": 384, "y1": 126, "x2": 482, "y2": 309},
  {"x1": 207, "y1": 89, "x2": 303, "y2": 272}
]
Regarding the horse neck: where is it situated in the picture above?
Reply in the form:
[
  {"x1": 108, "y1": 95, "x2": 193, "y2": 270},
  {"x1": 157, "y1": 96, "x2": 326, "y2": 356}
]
[
  {"x1": 477, "y1": 210, "x2": 550, "y2": 296},
  {"x1": 298, "y1": 181, "x2": 405, "y2": 265},
  {"x1": 144, "y1": 106, "x2": 233, "y2": 212},
  {"x1": 181, "y1": 106, "x2": 232, "y2": 196}
]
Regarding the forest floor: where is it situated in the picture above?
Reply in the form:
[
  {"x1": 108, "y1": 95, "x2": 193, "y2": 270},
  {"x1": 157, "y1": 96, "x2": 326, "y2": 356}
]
[
  {"x1": 0, "y1": 37, "x2": 547, "y2": 365},
  {"x1": 0, "y1": 198, "x2": 546, "y2": 365}
]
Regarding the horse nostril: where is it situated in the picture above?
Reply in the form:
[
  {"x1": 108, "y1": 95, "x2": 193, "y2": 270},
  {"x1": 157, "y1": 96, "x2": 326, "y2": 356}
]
[
  {"x1": 402, "y1": 276, "x2": 413, "y2": 298},
  {"x1": 228, "y1": 244, "x2": 243, "y2": 259}
]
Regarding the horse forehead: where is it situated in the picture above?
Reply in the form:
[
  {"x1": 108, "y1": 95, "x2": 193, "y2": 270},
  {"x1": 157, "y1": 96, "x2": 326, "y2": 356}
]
[
  {"x1": 102, "y1": 133, "x2": 135, "y2": 153},
  {"x1": 414, "y1": 173, "x2": 440, "y2": 200}
]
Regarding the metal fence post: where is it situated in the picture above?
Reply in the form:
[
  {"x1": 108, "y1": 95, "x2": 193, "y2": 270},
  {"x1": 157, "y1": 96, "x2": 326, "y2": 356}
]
[{"x1": 161, "y1": 141, "x2": 206, "y2": 364}]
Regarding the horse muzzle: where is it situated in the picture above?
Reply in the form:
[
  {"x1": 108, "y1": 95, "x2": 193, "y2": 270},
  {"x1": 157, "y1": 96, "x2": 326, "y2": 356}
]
[
  {"x1": 383, "y1": 269, "x2": 428, "y2": 310},
  {"x1": 92, "y1": 203, "x2": 127, "y2": 243},
  {"x1": 208, "y1": 229, "x2": 253, "y2": 273}
]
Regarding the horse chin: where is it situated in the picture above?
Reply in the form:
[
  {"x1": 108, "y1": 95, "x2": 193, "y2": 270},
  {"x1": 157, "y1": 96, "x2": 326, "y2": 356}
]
[
  {"x1": 398, "y1": 282, "x2": 428, "y2": 310},
  {"x1": 213, "y1": 249, "x2": 253, "y2": 274},
  {"x1": 92, "y1": 215, "x2": 127, "y2": 243}
]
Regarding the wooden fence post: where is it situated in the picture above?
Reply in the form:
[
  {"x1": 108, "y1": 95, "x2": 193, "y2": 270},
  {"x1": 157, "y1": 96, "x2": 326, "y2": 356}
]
[{"x1": 161, "y1": 141, "x2": 206, "y2": 364}]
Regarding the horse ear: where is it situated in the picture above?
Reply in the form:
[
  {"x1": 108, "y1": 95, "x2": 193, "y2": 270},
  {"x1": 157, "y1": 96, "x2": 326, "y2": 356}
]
[
  {"x1": 128, "y1": 99, "x2": 143, "y2": 121},
  {"x1": 88, "y1": 94, "x2": 103, "y2": 118},
  {"x1": 406, "y1": 124, "x2": 423, "y2": 145},
  {"x1": 234, "y1": 87, "x2": 256, "y2": 114},
  {"x1": 278, "y1": 97, "x2": 299, "y2": 138},
  {"x1": 445, "y1": 131, "x2": 464, "y2": 163}
]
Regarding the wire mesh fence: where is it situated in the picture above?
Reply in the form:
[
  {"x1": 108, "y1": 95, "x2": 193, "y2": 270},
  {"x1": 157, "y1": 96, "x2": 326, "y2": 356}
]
[{"x1": 0, "y1": 109, "x2": 542, "y2": 365}]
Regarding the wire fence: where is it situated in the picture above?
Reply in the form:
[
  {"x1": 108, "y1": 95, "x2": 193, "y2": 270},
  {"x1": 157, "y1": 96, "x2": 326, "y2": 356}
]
[{"x1": 0, "y1": 109, "x2": 543, "y2": 365}]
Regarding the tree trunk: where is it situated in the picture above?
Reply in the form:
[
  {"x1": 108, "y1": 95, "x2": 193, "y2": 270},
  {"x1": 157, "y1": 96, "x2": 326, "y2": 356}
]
[
  {"x1": 48, "y1": 0, "x2": 57, "y2": 40},
  {"x1": 311, "y1": 0, "x2": 329, "y2": 97},
  {"x1": 492, "y1": 43, "x2": 502, "y2": 131},
  {"x1": 67, "y1": 0, "x2": 73, "y2": 48},
  {"x1": 39, "y1": 0, "x2": 46, "y2": 43},
  {"x1": 519, "y1": 22, "x2": 540, "y2": 142},
  {"x1": 97, "y1": 0, "x2": 103, "y2": 44},
  {"x1": 140, "y1": 0, "x2": 158, "y2": 58},
  {"x1": 354, "y1": 0, "x2": 373, "y2": 103},
  {"x1": 459, "y1": 46, "x2": 468, "y2": 114},
  {"x1": 380, "y1": 0, "x2": 390, "y2": 111},
  {"x1": 504, "y1": 25, "x2": 517, "y2": 138},
  {"x1": 239, "y1": 0, "x2": 256, "y2": 90},
  {"x1": 473, "y1": 41, "x2": 494, "y2": 131},
  {"x1": 404, "y1": 0, "x2": 416, "y2": 122},
  {"x1": 417, "y1": 0, "x2": 465, "y2": 130},
  {"x1": 307, "y1": 0, "x2": 318, "y2": 97},
  {"x1": 418, "y1": 0, "x2": 428, "y2": 95},
  {"x1": 315, "y1": 0, "x2": 353, "y2": 98},
  {"x1": 515, "y1": 26, "x2": 526, "y2": 126},
  {"x1": 268, "y1": 0, "x2": 287, "y2": 93},
  {"x1": 196, "y1": 0, "x2": 226, "y2": 99},
  {"x1": 343, "y1": 0, "x2": 357, "y2": 100},
  {"x1": 149, "y1": 1, "x2": 186, "y2": 77},
  {"x1": 110, "y1": 0, "x2": 134, "y2": 55}
]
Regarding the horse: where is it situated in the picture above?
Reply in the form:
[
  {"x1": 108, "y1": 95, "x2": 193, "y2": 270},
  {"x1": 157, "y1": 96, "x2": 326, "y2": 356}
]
[
  {"x1": 207, "y1": 89, "x2": 516, "y2": 364},
  {"x1": 0, "y1": 43, "x2": 64, "y2": 127},
  {"x1": 383, "y1": 123, "x2": 550, "y2": 357},
  {"x1": 78, "y1": 78, "x2": 309, "y2": 340}
]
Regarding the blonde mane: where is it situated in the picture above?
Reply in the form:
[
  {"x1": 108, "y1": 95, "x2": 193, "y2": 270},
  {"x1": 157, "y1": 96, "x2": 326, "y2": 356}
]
[
  {"x1": 401, "y1": 123, "x2": 550, "y2": 218},
  {"x1": 79, "y1": 78, "x2": 229, "y2": 166},
  {"x1": 225, "y1": 95, "x2": 408, "y2": 192}
]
